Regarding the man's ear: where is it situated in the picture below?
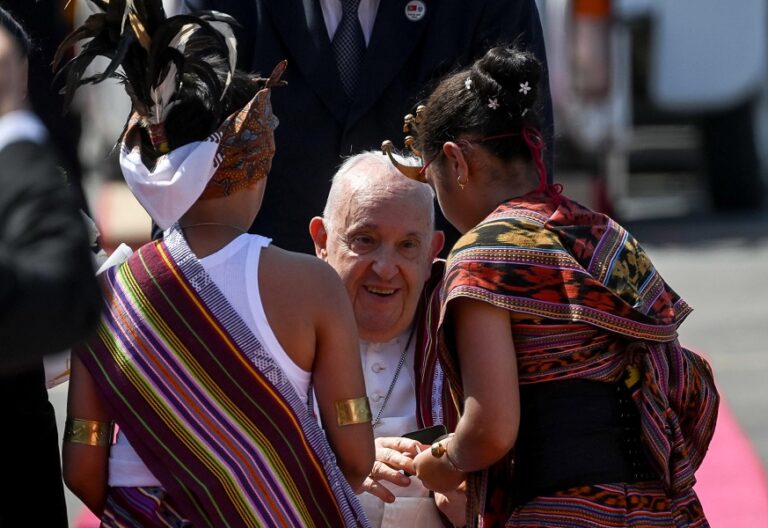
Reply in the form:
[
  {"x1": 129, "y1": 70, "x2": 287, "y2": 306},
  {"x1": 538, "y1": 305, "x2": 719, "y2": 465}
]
[
  {"x1": 308, "y1": 216, "x2": 329, "y2": 260},
  {"x1": 442, "y1": 142, "x2": 468, "y2": 186},
  {"x1": 430, "y1": 230, "x2": 446, "y2": 260}
]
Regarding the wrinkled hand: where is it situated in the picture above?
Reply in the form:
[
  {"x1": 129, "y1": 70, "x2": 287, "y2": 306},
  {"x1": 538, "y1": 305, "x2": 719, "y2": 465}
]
[
  {"x1": 413, "y1": 448, "x2": 465, "y2": 493},
  {"x1": 361, "y1": 437, "x2": 426, "y2": 503},
  {"x1": 434, "y1": 481, "x2": 467, "y2": 527}
]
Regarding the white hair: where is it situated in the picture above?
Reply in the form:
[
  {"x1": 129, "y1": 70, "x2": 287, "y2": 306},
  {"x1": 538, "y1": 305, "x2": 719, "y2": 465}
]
[{"x1": 323, "y1": 151, "x2": 435, "y2": 231}]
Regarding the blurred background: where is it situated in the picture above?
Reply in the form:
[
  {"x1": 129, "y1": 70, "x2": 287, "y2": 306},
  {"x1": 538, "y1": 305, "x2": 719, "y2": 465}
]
[
  {"x1": 538, "y1": 3, "x2": 768, "y2": 523},
  {"x1": 3, "y1": 0, "x2": 765, "y2": 525},
  {"x1": 538, "y1": 0, "x2": 767, "y2": 218}
]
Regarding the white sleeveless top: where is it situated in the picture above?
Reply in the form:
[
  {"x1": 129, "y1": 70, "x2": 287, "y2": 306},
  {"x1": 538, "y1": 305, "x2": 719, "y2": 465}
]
[{"x1": 108, "y1": 234, "x2": 311, "y2": 487}]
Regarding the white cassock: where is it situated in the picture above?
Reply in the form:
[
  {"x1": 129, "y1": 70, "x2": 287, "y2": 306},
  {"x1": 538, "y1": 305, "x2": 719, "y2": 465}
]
[{"x1": 357, "y1": 330, "x2": 445, "y2": 528}]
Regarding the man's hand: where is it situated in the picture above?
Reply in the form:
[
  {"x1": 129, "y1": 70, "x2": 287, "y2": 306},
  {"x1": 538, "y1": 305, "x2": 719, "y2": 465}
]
[{"x1": 361, "y1": 437, "x2": 425, "y2": 502}]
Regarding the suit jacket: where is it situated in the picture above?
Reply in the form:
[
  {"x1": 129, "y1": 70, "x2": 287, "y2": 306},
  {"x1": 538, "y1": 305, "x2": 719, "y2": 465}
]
[
  {"x1": 0, "y1": 115, "x2": 101, "y2": 528},
  {"x1": 182, "y1": 0, "x2": 553, "y2": 253},
  {"x1": 0, "y1": 140, "x2": 100, "y2": 366}
]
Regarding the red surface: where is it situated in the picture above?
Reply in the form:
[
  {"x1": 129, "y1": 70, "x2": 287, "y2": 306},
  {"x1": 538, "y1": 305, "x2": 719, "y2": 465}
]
[{"x1": 695, "y1": 398, "x2": 768, "y2": 526}]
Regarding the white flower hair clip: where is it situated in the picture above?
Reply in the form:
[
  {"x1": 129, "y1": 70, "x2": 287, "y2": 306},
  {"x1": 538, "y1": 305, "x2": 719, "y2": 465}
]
[
  {"x1": 464, "y1": 77, "x2": 473, "y2": 90},
  {"x1": 519, "y1": 81, "x2": 531, "y2": 95},
  {"x1": 487, "y1": 97, "x2": 499, "y2": 110}
]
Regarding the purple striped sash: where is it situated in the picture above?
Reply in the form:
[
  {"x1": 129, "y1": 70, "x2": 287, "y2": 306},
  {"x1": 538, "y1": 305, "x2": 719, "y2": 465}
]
[{"x1": 75, "y1": 228, "x2": 369, "y2": 527}]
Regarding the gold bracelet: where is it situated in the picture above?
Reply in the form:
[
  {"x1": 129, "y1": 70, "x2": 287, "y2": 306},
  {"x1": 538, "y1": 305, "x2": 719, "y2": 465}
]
[
  {"x1": 444, "y1": 442, "x2": 468, "y2": 473},
  {"x1": 431, "y1": 440, "x2": 447, "y2": 458},
  {"x1": 64, "y1": 417, "x2": 114, "y2": 447},
  {"x1": 431, "y1": 435, "x2": 467, "y2": 472},
  {"x1": 335, "y1": 397, "x2": 372, "y2": 426}
]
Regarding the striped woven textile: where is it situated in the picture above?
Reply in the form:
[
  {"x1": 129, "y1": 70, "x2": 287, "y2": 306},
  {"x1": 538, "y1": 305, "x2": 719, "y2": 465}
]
[
  {"x1": 438, "y1": 193, "x2": 718, "y2": 528},
  {"x1": 74, "y1": 227, "x2": 369, "y2": 527},
  {"x1": 102, "y1": 486, "x2": 189, "y2": 527},
  {"x1": 414, "y1": 260, "x2": 459, "y2": 432},
  {"x1": 506, "y1": 482, "x2": 708, "y2": 528}
]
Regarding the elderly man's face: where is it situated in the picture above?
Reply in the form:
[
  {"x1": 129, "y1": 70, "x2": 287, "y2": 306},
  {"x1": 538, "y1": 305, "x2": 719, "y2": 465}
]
[{"x1": 312, "y1": 180, "x2": 443, "y2": 343}]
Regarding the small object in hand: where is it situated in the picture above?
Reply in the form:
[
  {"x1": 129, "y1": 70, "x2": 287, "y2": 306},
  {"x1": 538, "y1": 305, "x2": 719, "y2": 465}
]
[
  {"x1": 402, "y1": 424, "x2": 448, "y2": 445},
  {"x1": 400, "y1": 425, "x2": 448, "y2": 476}
]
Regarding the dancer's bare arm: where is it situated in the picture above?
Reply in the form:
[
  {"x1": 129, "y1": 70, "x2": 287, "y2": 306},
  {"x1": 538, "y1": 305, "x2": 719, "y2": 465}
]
[{"x1": 63, "y1": 355, "x2": 111, "y2": 516}]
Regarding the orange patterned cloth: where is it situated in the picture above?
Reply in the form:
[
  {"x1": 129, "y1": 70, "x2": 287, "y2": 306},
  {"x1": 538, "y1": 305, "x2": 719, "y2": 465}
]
[
  {"x1": 121, "y1": 60, "x2": 285, "y2": 196},
  {"x1": 200, "y1": 61, "x2": 286, "y2": 199}
]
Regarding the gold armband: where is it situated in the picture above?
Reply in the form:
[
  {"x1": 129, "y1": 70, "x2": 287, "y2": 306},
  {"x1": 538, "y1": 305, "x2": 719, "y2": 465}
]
[
  {"x1": 64, "y1": 417, "x2": 114, "y2": 447},
  {"x1": 335, "y1": 397, "x2": 372, "y2": 426}
]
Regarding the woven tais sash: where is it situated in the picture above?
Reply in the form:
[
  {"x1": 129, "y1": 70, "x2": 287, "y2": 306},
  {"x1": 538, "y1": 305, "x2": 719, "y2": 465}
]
[
  {"x1": 414, "y1": 260, "x2": 459, "y2": 432},
  {"x1": 74, "y1": 228, "x2": 368, "y2": 527},
  {"x1": 438, "y1": 193, "x2": 719, "y2": 528}
]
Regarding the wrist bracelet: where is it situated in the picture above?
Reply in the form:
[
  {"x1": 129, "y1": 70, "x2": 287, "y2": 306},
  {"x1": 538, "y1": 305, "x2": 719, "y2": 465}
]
[
  {"x1": 431, "y1": 440, "x2": 447, "y2": 458},
  {"x1": 444, "y1": 445, "x2": 467, "y2": 473},
  {"x1": 64, "y1": 417, "x2": 114, "y2": 447}
]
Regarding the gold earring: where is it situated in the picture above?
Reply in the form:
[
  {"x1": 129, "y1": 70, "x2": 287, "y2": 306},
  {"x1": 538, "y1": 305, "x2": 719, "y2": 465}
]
[{"x1": 457, "y1": 176, "x2": 467, "y2": 190}]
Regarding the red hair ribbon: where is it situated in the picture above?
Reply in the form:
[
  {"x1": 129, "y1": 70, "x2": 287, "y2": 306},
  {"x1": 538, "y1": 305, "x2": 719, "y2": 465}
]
[{"x1": 523, "y1": 127, "x2": 562, "y2": 204}]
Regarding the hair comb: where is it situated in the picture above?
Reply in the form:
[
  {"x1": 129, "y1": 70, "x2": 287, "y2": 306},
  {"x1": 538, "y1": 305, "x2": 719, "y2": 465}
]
[{"x1": 382, "y1": 105, "x2": 427, "y2": 182}]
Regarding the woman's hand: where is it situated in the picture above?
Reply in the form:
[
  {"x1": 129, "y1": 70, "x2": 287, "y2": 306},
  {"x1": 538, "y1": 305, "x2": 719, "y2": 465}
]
[
  {"x1": 435, "y1": 481, "x2": 467, "y2": 528},
  {"x1": 413, "y1": 446, "x2": 465, "y2": 493}
]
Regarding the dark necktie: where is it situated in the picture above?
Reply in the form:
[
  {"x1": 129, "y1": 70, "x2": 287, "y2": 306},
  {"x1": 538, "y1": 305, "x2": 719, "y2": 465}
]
[{"x1": 332, "y1": 0, "x2": 365, "y2": 100}]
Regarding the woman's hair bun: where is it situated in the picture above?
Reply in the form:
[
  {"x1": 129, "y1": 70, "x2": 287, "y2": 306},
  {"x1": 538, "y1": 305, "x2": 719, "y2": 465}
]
[
  {"x1": 415, "y1": 44, "x2": 545, "y2": 162},
  {"x1": 472, "y1": 46, "x2": 541, "y2": 113}
]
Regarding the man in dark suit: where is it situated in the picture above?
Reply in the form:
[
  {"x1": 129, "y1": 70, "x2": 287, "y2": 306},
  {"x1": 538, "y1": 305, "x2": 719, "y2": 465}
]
[
  {"x1": 182, "y1": 0, "x2": 553, "y2": 253},
  {"x1": 0, "y1": 7, "x2": 100, "y2": 527},
  {"x1": 1, "y1": 0, "x2": 85, "y2": 209}
]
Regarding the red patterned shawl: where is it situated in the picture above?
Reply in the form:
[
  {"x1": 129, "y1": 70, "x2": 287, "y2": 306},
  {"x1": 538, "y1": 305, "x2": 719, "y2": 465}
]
[{"x1": 438, "y1": 193, "x2": 719, "y2": 527}]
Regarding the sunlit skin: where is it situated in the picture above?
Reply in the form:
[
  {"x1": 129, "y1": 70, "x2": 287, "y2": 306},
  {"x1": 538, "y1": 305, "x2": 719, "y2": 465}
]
[{"x1": 311, "y1": 159, "x2": 444, "y2": 343}]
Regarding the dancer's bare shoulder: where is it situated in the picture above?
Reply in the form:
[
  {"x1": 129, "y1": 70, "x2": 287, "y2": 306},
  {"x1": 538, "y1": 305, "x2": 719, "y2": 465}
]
[
  {"x1": 260, "y1": 245, "x2": 347, "y2": 307},
  {"x1": 257, "y1": 245, "x2": 352, "y2": 371}
]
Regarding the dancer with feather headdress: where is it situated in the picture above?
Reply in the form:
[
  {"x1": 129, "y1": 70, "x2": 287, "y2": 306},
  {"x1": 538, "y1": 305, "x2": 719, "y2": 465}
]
[{"x1": 57, "y1": 2, "x2": 374, "y2": 526}]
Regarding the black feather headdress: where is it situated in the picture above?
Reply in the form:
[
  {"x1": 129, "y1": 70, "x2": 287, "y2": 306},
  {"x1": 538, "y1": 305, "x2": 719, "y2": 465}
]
[{"x1": 54, "y1": 0, "x2": 241, "y2": 157}]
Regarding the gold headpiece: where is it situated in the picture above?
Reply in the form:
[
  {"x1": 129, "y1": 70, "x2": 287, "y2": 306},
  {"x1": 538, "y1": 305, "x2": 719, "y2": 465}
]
[{"x1": 382, "y1": 105, "x2": 427, "y2": 182}]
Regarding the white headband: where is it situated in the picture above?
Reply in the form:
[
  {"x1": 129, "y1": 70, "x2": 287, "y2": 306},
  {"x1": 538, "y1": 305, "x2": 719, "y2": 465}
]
[{"x1": 119, "y1": 139, "x2": 220, "y2": 230}]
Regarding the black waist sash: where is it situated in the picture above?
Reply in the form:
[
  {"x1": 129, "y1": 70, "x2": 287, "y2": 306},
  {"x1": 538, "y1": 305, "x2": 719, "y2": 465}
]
[{"x1": 512, "y1": 379, "x2": 658, "y2": 505}]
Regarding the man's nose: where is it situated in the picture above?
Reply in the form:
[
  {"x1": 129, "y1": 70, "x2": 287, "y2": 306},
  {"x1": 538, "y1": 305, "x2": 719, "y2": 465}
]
[{"x1": 371, "y1": 248, "x2": 399, "y2": 281}]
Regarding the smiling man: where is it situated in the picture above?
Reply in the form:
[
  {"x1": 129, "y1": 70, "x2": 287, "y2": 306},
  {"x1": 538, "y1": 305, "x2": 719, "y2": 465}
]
[{"x1": 310, "y1": 151, "x2": 463, "y2": 527}]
